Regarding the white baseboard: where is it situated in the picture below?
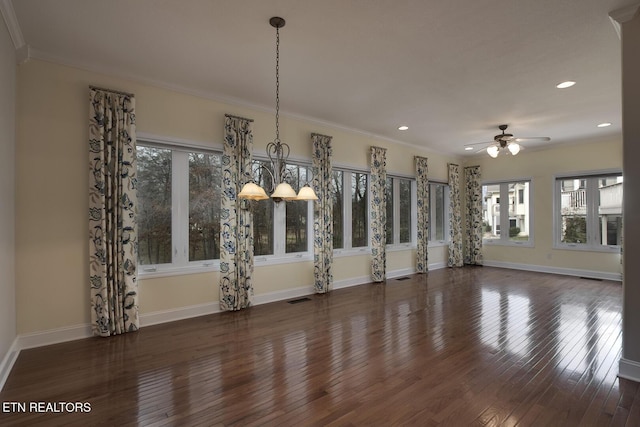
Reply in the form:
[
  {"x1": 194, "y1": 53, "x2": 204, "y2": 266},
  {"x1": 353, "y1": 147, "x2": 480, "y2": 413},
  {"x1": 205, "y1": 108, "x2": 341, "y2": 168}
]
[
  {"x1": 482, "y1": 260, "x2": 622, "y2": 282},
  {"x1": 619, "y1": 358, "x2": 640, "y2": 382},
  {"x1": 140, "y1": 302, "x2": 221, "y2": 327},
  {"x1": 0, "y1": 337, "x2": 20, "y2": 392},
  {"x1": 253, "y1": 285, "x2": 315, "y2": 305},
  {"x1": 17, "y1": 323, "x2": 93, "y2": 350},
  {"x1": 387, "y1": 268, "x2": 417, "y2": 279},
  {"x1": 428, "y1": 262, "x2": 447, "y2": 271},
  {"x1": 333, "y1": 275, "x2": 371, "y2": 289}
]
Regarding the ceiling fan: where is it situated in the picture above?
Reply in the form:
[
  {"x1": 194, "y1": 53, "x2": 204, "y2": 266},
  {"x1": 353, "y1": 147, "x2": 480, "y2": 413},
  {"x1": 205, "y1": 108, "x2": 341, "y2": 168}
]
[{"x1": 466, "y1": 124, "x2": 551, "y2": 157}]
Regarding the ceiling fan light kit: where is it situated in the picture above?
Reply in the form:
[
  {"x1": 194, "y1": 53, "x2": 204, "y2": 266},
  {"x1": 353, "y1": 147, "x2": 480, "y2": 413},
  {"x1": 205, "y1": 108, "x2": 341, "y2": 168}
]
[{"x1": 467, "y1": 124, "x2": 550, "y2": 158}]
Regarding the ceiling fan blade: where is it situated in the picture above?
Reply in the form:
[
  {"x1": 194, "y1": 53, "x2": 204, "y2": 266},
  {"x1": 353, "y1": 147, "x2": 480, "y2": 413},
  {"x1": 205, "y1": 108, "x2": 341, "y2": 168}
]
[
  {"x1": 514, "y1": 137, "x2": 551, "y2": 142},
  {"x1": 464, "y1": 141, "x2": 494, "y2": 147}
]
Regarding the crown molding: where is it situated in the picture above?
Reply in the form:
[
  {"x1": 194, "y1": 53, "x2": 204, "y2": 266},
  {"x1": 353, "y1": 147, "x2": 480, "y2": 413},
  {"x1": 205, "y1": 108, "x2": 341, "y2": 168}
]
[
  {"x1": 26, "y1": 47, "x2": 461, "y2": 161},
  {"x1": 609, "y1": 3, "x2": 640, "y2": 39},
  {"x1": 0, "y1": 0, "x2": 24, "y2": 49}
]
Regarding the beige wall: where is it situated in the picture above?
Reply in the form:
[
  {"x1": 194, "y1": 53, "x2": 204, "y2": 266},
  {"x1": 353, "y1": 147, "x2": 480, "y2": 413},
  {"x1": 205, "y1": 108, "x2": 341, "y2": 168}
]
[
  {"x1": 622, "y1": 11, "x2": 640, "y2": 363},
  {"x1": 15, "y1": 59, "x2": 458, "y2": 335},
  {"x1": 15, "y1": 56, "x2": 626, "y2": 337},
  {"x1": 0, "y1": 18, "x2": 17, "y2": 369},
  {"x1": 464, "y1": 138, "x2": 622, "y2": 274}
]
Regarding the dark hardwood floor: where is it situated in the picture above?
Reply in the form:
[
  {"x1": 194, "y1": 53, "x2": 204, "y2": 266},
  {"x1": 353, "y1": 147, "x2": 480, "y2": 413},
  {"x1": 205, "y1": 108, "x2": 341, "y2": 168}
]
[{"x1": 1, "y1": 267, "x2": 638, "y2": 426}]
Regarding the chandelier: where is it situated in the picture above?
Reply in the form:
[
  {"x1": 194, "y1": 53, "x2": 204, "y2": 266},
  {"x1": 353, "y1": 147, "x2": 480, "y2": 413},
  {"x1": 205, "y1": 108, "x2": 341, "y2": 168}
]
[{"x1": 238, "y1": 17, "x2": 318, "y2": 202}]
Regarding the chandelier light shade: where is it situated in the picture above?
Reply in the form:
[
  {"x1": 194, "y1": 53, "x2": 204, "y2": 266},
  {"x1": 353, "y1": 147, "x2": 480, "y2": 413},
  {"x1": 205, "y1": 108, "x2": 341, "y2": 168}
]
[
  {"x1": 237, "y1": 16, "x2": 318, "y2": 202},
  {"x1": 487, "y1": 145, "x2": 499, "y2": 158},
  {"x1": 271, "y1": 182, "x2": 298, "y2": 200},
  {"x1": 237, "y1": 182, "x2": 269, "y2": 200},
  {"x1": 296, "y1": 185, "x2": 320, "y2": 200},
  {"x1": 507, "y1": 142, "x2": 521, "y2": 155}
]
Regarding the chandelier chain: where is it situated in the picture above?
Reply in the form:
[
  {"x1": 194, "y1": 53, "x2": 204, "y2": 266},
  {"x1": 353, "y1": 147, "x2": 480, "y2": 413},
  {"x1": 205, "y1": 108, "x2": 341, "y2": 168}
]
[{"x1": 275, "y1": 25, "x2": 280, "y2": 143}]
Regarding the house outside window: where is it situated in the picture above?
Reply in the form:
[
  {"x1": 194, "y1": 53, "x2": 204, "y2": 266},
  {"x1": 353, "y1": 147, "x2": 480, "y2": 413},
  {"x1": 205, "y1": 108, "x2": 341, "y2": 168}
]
[
  {"x1": 482, "y1": 180, "x2": 532, "y2": 246},
  {"x1": 555, "y1": 172, "x2": 622, "y2": 251}
]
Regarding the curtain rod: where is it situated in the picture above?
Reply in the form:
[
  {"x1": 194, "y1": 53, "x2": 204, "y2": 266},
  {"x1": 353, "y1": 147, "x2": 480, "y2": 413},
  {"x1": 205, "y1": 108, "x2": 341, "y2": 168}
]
[
  {"x1": 89, "y1": 85, "x2": 134, "y2": 97},
  {"x1": 225, "y1": 114, "x2": 254, "y2": 122}
]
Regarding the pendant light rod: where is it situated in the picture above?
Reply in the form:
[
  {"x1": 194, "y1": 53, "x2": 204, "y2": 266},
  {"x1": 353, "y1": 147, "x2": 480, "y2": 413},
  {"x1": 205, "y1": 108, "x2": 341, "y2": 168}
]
[{"x1": 238, "y1": 16, "x2": 318, "y2": 202}]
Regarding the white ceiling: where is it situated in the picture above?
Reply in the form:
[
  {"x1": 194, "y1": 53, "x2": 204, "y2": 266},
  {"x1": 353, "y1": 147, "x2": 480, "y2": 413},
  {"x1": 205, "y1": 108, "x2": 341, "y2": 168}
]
[{"x1": 4, "y1": 0, "x2": 633, "y2": 155}]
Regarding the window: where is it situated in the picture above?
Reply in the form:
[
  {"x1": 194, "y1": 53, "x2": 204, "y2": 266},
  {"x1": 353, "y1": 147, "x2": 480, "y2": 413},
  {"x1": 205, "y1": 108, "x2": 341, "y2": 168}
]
[
  {"x1": 332, "y1": 170, "x2": 344, "y2": 249},
  {"x1": 252, "y1": 160, "x2": 274, "y2": 256},
  {"x1": 429, "y1": 182, "x2": 449, "y2": 244},
  {"x1": 251, "y1": 160, "x2": 314, "y2": 259},
  {"x1": 137, "y1": 143, "x2": 222, "y2": 273},
  {"x1": 352, "y1": 172, "x2": 369, "y2": 248},
  {"x1": 555, "y1": 172, "x2": 622, "y2": 251},
  {"x1": 385, "y1": 176, "x2": 415, "y2": 246},
  {"x1": 482, "y1": 180, "x2": 532, "y2": 245},
  {"x1": 285, "y1": 164, "x2": 309, "y2": 253},
  {"x1": 333, "y1": 169, "x2": 370, "y2": 251}
]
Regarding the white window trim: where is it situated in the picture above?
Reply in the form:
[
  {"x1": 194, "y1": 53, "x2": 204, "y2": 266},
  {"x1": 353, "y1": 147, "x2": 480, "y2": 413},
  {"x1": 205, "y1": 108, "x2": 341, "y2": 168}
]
[
  {"x1": 482, "y1": 178, "x2": 534, "y2": 247},
  {"x1": 137, "y1": 138, "x2": 224, "y2": 278},
  {"x1": 332, "y1": 168, "x2": 373, "y2": 257},
  {"x1": 386, "y1": 175, "x2": 417, "y2": 250},
  {"x1": 251, "y1": 157, "x2": 315, "y2": 265},
  {"x1": 428, "y1": 181, "x2": 450, "y2": 247},
  {"x1": 552, "y1": 169, "x2": 622, "y2": 253}
]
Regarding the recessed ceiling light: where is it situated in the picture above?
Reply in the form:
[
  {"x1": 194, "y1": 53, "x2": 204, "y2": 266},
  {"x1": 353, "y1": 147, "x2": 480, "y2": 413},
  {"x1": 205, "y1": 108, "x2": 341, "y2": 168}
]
[
  {"x1": 556, "y1": 81, "x2": 576, "y2": 89},
  {"x1": 597, "y1": 122, "x2": 612, "y2": 128},
  {"x1": 398, "y1": 125, "x2": 409, "y2": 131},
  {"x1": 464, "y1": 146, "x2": 474, "y2": 151}
]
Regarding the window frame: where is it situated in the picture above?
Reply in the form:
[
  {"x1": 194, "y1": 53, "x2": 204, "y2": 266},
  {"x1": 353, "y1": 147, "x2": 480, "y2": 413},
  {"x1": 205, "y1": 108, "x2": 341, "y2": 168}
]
[
  {"x1": 252, "y1": 156, "x2": 315, "y2": 266},
  {"x1": 136, "y1": 134, "x2": 224, "y2": 278},
  {"x1": 482, "y1": 178, "x2": 534, "y2": 247},
  {"x1": 428, "y1": 181, "x2": 450, "y2": 247},
  {"x1": 332, "y1": 167, "x2": 372, "y2": 257},
  {"x1": 385, "y1": 175, "x2": 417, "y2": 250},
  {"x1": 553, "y1": 169, "x2": 622, "y2": 253}
]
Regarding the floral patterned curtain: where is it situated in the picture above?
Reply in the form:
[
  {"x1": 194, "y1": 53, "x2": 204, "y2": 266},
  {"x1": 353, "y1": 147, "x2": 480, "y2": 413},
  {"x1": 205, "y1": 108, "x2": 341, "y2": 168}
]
[
  {"x1": 370, "y1": 146, "x2": 387, "y2": 282},
  {"x1": 312, "y1": 133, "x2": 334, "y2": 293},
  {"x1": 220, "y1": 114, "x2": 254, "y2": 311},
  {"x1": 448, "y1": 163, "x2": 464, "y2": 267},
  {"x1": 415, "y1": 156, "x2": 429, "y2": 273},
  {"x1": 465, "y1": 166, "x2": 483, "y2": 265},
  {"x1": 88, "y1": 87, "x2": 138, "y2": 337}
]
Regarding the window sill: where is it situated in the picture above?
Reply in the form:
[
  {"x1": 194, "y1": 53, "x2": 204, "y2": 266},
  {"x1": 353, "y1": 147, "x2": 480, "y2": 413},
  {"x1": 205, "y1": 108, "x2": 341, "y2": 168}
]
[
  {"x1": 553, "y1": 244, "x2": 621, "y2": 254},
  {"x1": 483, "y1": 239, "x2": 534, "y2": 248},
  {"x1": 138, "y1": 262, "x2": 219, "y2": 279},
  {"x1": 333, "y1": 247, "x2": 371, "y2": 258},
  {"x1": 386, "y1": 244, "x2": 415, "y2": 252},
  {"x1": 254, "y1": 253, "x2": 314, "y2": 266}
]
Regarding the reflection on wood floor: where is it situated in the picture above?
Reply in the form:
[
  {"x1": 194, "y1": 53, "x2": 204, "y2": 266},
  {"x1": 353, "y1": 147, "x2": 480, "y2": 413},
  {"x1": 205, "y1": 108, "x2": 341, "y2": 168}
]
[{"x1": 1, "y1": 267, "x2": 637, "y2": 426}]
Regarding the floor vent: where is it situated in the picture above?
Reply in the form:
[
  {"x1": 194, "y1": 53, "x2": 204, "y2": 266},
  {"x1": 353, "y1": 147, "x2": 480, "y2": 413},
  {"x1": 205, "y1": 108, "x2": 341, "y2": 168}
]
[
  {"x1": 396, "y1": 277, "x2": 411, "y2": 281},
  {"x1": 580, "y1": 277, "x2": 603, "y2": 281},
  {"x1": 288, "y1": 297, "x2": 312, "y2": 304}
]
